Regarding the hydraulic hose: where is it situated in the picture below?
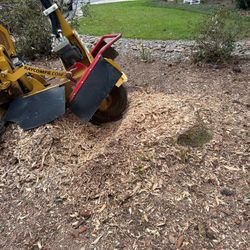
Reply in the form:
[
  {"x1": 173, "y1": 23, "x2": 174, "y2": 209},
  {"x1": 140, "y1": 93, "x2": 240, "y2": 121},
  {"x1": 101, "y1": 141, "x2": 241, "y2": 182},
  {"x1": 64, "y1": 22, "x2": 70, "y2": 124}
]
[{"x1": 40, "y1": 0, "x2": 61, "y2": 36}]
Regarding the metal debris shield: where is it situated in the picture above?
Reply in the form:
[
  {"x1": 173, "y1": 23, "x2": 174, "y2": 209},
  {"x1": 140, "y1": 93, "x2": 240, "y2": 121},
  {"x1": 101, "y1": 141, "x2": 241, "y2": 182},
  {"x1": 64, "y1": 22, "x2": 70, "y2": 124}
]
[
  {"x1": 69, "y1": 56, "x2": 122, "y2": 121},
  {"x1": 4, "y1": 86, "x2": 65, "y2": 130}
]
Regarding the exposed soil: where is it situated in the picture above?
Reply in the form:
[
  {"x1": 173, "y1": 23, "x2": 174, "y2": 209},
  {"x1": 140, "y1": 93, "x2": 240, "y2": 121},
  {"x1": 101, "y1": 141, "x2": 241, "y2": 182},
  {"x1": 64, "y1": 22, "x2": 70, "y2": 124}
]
[{"x1": 0, "y1": 54, "x2": 249, "y2": 250}]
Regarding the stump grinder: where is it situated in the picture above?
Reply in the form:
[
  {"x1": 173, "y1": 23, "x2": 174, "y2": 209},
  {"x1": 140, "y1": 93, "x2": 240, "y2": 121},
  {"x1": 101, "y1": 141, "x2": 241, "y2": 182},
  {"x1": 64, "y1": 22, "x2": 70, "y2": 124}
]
[{"x1": 0, "y1": 0, "x2": 128, "y2": 131}]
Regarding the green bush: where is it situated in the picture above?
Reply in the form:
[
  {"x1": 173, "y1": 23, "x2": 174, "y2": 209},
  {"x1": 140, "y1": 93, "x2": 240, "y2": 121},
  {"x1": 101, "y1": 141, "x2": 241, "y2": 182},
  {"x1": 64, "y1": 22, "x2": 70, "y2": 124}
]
[
  {"x1": 193, "y1": 8, "x2": 241, "y2": 64},
  {"x1": 0, "y1": 0, "x2": 51, "y2": 59},
  {"x1": 235, "y1": 0, "x2": 250, "y2": 9}
]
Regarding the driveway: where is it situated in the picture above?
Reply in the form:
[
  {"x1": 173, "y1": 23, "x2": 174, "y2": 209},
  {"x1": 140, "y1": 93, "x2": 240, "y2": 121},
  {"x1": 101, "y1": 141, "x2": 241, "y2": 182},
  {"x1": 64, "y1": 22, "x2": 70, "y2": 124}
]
[{"x1": 90, "y1": 0, "x2": 133, "y2": 4}]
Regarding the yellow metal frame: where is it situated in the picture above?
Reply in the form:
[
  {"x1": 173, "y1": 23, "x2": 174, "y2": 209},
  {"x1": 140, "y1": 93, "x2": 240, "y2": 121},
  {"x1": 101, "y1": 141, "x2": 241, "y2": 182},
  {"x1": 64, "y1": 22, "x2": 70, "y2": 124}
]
[
  {"x1": 2, "y1": 65, "x2": 71, "y2": 82},
  {"x1": 55, "y1": 8, "x2": 127, "y2": 88},
  {"x1": 0, "y1": 24, "x2": 16, "y2": 57},
  {"x1": 105, "y1": 58, "x2": 127, "y2": 87},
  {"x1": 0, "y1": 4, "x2": 127, "y2": 120},
  {"x1": 55, "y1": 9, "x2": 94, "y2": 65}
]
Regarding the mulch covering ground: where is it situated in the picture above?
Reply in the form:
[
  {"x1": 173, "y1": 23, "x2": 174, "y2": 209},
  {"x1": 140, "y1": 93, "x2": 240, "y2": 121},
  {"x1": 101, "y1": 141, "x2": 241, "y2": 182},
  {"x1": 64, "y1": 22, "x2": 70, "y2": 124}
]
[{"x1": 0, "y1": 55, "x2": 249, "y2": 249}]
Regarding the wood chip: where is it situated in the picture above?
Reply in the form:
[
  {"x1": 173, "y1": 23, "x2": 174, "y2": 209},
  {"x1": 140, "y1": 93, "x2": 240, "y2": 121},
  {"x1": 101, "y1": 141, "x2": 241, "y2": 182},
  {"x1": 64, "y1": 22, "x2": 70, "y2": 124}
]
[
  {"x1": 175, "y1": 235, "x2": 184, "y2": 249},
  {"x1": 168, "y1": 234, "x2": 176, "y2": 244},
  {"x1": 92, "y1": 233, "x2": 104, "y2": 245}
]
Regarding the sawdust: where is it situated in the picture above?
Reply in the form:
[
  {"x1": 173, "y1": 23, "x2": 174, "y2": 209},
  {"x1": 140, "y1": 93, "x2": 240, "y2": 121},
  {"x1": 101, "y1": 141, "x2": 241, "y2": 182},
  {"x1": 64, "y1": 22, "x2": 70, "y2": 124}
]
[{"x1": 0, "y1": 55, "x2": 249, "y2": 249}]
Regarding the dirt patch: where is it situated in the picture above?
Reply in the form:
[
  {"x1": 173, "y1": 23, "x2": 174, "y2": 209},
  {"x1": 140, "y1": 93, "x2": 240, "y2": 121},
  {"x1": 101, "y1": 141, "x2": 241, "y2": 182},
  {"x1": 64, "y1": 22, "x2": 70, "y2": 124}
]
[
  {"x1": 177, "y1": 124, "x2": 213, "y2": 147},
  {"x1": 0, "y1": 55, "x2": 249, "y2": 249}
]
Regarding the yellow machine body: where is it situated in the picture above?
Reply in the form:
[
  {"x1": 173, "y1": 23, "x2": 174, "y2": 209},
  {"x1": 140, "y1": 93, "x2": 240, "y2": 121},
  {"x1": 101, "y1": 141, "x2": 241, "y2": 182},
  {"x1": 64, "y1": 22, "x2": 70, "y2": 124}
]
[{"x1": 0, "y1": 1, "x2": 128, "y2": 130}]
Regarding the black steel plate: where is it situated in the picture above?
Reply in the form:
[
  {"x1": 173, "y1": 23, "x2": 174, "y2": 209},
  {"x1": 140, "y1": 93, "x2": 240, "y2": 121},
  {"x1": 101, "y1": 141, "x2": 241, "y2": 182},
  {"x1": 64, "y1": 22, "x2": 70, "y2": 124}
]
[
  {"x1": 4, "y1": 86, "x2": 65, "y2": 130},
  {"x1": 69, "y1": 57, "x2": 122, "y2": 121}
]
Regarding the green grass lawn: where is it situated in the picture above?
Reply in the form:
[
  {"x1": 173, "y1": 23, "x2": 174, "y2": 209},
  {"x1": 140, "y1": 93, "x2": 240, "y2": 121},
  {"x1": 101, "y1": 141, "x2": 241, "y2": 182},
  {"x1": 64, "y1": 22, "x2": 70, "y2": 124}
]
[
  {"x1": 78, "y1": 0, "x2": 250, "y2": 40},
  {"x1": 78, "y1": 0, "x2": 206, "y2": 40}
]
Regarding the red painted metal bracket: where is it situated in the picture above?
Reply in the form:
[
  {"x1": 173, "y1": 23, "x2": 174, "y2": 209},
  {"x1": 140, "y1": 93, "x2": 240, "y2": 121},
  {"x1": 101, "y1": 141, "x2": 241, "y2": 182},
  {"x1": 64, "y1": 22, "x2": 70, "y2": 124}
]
[{"x1": 68, "y1": 34, "x2": 122, "y2": 103}]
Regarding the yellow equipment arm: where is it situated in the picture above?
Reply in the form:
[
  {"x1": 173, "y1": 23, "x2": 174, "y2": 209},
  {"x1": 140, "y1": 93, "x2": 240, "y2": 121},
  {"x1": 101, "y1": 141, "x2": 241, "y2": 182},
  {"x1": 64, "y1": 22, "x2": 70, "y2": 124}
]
[
  {"x1": 0, "y1": 24, "x2": 16, "y2": 57},
  {"x1": 54, "y1": 9, "x2": 94, "y2": 64}
]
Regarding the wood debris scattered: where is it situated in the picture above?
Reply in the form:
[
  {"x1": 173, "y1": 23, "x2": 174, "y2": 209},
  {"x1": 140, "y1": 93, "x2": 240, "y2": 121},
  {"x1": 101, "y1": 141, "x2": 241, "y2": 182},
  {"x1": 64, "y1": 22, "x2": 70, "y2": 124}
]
[{"x1": 0, "y1": 56, "x2": 249, "y2": 249}]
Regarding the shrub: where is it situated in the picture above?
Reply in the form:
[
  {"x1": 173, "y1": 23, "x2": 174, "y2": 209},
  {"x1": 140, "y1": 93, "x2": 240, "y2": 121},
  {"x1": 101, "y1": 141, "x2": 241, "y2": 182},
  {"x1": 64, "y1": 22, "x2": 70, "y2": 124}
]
[
  {"x1": 0, "y1": 0, "x2": 52, "y2": 59},
  {"x1": 193, "y1": 8, "x2": 241, "y2": 64},
  {"x1": 139, "y1": 43, "x2": 154, "y2": 63},
  {"x1": 235, "y1": 0, "x2": 250, "y2": 9}
]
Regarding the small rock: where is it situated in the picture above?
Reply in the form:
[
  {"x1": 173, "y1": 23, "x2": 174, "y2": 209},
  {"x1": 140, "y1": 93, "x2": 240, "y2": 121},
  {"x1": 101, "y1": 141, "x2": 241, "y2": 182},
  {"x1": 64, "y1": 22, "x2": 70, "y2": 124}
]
[
  {"x1": 220, "y1": 187, "x2": 235, "y2": 196},
  {"x1": 213, "y1": 64, "x2": 220, "y2": 70},
  {"x1": 79, "y1": 209, "x2": 92, "y2": 219},
  {"x1": 205, "y1": 228, "x2": 216, "y2": 240},
  {"x1": 232, "y1": 65, "x2": 241, "y2": 73},
  {"x1": 235, "y1": 218, "x2": 241, "y2": 225}
]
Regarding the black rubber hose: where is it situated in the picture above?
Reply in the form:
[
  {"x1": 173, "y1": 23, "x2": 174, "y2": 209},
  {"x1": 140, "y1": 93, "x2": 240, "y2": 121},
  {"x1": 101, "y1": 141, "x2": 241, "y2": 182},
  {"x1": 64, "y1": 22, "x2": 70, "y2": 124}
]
[{"x1": 40, "y1": 0, "x2": 61, "y2": 36}]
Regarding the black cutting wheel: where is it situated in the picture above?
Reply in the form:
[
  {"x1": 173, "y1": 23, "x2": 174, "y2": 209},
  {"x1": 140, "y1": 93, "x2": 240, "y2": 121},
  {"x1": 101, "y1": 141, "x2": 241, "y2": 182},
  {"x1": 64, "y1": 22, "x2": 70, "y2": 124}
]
[{"x1": 91, "y1": 85, "x2": 128, "y2": 124}]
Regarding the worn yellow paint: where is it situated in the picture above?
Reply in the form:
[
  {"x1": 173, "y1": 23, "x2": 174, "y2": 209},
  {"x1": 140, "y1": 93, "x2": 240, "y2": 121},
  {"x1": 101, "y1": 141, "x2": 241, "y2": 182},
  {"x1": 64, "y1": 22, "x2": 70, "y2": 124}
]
[
  {"x1": 0, "y1": 5, "x2": 127, "y2": 120},
  {"x1": 0, "y1": 24, "x2": 16, "y2": 57}
]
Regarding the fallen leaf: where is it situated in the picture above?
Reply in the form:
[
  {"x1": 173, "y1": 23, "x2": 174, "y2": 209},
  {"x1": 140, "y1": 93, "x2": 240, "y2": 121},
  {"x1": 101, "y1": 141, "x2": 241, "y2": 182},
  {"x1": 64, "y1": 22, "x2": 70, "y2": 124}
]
[
  {"x1": 79, "y1": 226, "x2": 88, "y2": 234},
  {"x1": 71, "y1": 230, "x2": 79, "y2": 239},
  {"x1": 175, "y1": 235, "x2": 184, "y2": 249}
]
